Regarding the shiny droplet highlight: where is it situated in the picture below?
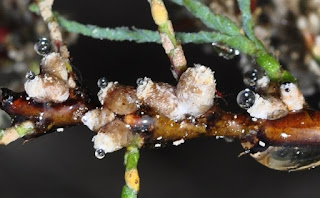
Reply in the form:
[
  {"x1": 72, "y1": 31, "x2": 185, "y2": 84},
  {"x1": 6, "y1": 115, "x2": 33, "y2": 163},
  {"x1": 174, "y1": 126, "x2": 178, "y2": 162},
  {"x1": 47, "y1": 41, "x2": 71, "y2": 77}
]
[
  {"x1": 237, "y1": 89, "x2": 255, "y2": 109},
  {"x1": 133, "y1": 115, "x2": 154, "y2": 132},
  {"x1": 243, "y1": 69, "x2": 263, "y2": 87},
  {"x1": 95, "y1": 149, "x2": 106, "y2": 159},
  {"x1": 25, "y1": 71, "x2": 35, "y2": 80},
  {"x1": 34, "y1": 37, "x2": 51, "y2": 56},
  {"x1": 136, "y1": 78, "x2": 144, "y2": 86},
  {"x1": 97, "y1": 77, "x2": 108, "y2": 88},
  {"x1": 212, "y1": 42, "x2": 240, "y2": 60}
]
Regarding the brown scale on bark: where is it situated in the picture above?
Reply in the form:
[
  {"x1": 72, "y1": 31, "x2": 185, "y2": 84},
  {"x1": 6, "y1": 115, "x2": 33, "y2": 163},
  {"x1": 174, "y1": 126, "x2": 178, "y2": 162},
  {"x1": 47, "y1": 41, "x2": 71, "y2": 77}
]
[
  {"x1": 3, "y1": 83, "x2": 320, "y2": 151},
  {"x1": 0, "y1": 87, "x2": 95, "y2": 137},
  {"x1": 123, "y1": 106, "x2": 320, "y2": 149}
]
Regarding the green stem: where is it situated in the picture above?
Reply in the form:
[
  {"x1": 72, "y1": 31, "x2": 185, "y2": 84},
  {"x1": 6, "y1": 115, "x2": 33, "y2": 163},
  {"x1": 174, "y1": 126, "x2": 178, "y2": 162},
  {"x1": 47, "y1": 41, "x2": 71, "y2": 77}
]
[
  {"x1": 57, "y1": 15, "x2": 159, "y2": 43},
  {"x1": 55, "y1": 13, "x2": 258, "y2": 55},
  {"x1": 235, "y1": 0, "x2": 295, "y2": 82},
  {"x1": 237, "y1": 0, "x2": 265, "y2": 50},
  {"x1": 149, "y1": 0, "x2": 187, "y2": 79},
  {"x1": 256, "y1": 52, "x2": 295, "y2": 82},
  {"x1": 30, "y1": 3, "x2": 257, "y2": 54},
  {"x1": 29, "y1": 2, "x2": 295, "y2": 82},
  {"x1": 121, "y1": 139, "x2": 141, "y2": 198},
  {"x1": 36, "y1": 0, "x2": 70, "y2": 60},
  {"x1": 170, "y1": 0, "x2": 241, "y2": 36},
  {"x1": 0, "y1": 121, "x2": 35, "y2": 145}
]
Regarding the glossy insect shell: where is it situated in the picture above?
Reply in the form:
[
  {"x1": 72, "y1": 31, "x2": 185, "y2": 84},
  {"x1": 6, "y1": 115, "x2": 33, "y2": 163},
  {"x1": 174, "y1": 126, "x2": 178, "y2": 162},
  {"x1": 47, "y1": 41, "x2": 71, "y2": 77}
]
[
  {"x1": 241, "y1": 109, "x2": 320, "y2": 171},
  {"x1": 250, "y1": 146, "x2": 320, "y2": 171}
]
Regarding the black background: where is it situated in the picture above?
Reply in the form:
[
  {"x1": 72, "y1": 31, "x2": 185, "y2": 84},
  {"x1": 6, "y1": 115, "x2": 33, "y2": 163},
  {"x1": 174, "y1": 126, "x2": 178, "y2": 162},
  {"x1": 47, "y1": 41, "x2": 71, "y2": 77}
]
[{"x1": 1, "y1": 0, "x2": 320, "y2": 197}]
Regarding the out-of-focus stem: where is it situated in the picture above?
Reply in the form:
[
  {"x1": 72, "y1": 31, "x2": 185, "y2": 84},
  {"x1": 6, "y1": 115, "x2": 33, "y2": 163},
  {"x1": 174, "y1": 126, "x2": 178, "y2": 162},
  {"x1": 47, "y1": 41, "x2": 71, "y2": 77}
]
[
  {"x1": 173, "y1": 0, "x2": 242, "y2": 36},
  {"x1": 149, "y1": 0, "x2": 187, "y2": 79},
  {"x1": 237, "y1": 0, "x2": 265, "y2": 50},
  {"x1": 237, "y1": 0, "x2": 295, "y2": 82},
  {"x1": 36, "y1": 0, "x2": 70, "y2": 60},
  {"x1": 0, "y1": 121, "x2": 35, "y2": 145}
]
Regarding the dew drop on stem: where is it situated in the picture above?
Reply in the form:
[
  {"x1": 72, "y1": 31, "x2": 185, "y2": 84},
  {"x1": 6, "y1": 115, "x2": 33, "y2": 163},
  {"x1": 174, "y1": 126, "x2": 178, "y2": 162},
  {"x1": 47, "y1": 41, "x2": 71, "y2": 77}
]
[
  {"x1": 34, "y1": 37, "x2": 51, "y2": 56},
  {"x1": 95, "y1": 149, "x2": 106, "y2": 159},
  {"x1": 25, "y1": 71, "x2": 35, "y2": 80},
  {"x1": 243, "y1": 69, "x2": 263, "y2": 87},
  {"x1": 237, "y1": 89, "x2": 255, "y2": 109},
  {"x1": 136, "y1": 78, "x2": 144, "y2": 86},
  {"x1": 97, "y1": 77, "x2": 108, "y2": 88},
  {"x1": 212, "y1": 42, "x2": 239, "y2": 60}
]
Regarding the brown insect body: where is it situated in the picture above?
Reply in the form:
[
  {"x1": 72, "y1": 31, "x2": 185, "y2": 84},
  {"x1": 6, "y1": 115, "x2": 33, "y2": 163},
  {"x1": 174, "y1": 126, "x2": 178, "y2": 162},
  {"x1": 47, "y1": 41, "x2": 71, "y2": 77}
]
[{"x1": 241, "y1": 109, "x2": 320, "y2": 171}]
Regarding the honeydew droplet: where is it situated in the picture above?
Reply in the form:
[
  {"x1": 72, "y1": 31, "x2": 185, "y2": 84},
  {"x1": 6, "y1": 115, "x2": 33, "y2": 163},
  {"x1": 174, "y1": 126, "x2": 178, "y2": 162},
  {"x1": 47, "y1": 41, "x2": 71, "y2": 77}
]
[
  {"x1": 133, "y1": 115, "x2": 154, "y2": 132},
  {"x1": 212, "y1": 42, "x2": 240, "y2": 60},
  {"x1": 25, "y1": 71, "x2": 35, "y2": 80},
  {"x1": 95, "y1": 149, "x2": 105, "y2": 159},
  {"x1": 243, "y1": 69, "x2": 262, "y2": 87},
  {"x1": 140, "y1": 115, "x2": 154, "y2": 131},
  {"x1": 34, "y1": 37, "x2": 51, "y2": 56},
  {"x1": 237, "y1": 89, "x2": 255, "y2": 109},
  {"x1": 136, "y1": 78, "x2": 144, "y2": 86},
  {"x1": 97, "y1": 77, "x2": 108, "y2": 88}
]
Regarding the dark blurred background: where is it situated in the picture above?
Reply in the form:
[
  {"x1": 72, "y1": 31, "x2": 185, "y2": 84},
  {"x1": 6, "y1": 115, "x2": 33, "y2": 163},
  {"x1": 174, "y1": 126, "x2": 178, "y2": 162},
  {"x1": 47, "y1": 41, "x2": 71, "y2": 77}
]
[{"x1": 1, "y1": 0, "x2": 320, "y2": 198}]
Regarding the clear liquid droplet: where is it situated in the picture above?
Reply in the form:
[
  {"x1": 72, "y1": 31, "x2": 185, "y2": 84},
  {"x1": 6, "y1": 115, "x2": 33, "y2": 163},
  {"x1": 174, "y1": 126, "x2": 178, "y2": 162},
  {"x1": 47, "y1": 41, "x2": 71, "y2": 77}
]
[
  {"x1": 243, "y1": 69, "x2": 263, "y2": 87},
  {"x1": 95, "y1": 149, "x2": 105, "y2": 159},
  {"x1": 25, "y1": 71, "x2": 35, "y2": 80},
  {"x1": 97, "y1": 77, "x2": 108, "y2": 88},
  {"x1": 212, "y1": 42, "x2": 239, "y2": 60},
  {"x1": 237, "y1": 89, "x2": 255, "y2": 109},
  {"x1": 34, "y1": 37, "x2": 51, "y2": 56},
  {"x1": 136, "y1": 78, "x2": 144, "y2": 86}
]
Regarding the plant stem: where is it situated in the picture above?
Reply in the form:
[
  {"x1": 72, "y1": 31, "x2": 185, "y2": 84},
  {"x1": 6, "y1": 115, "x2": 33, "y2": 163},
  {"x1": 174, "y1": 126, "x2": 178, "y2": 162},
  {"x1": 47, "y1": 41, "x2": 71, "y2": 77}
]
[
  {"x1": 170, "y1": 0, "x2": 242, "y2": 36},
  {"x1": 0, "y1": 121, "x2": 35, "y2": 145},
  {"x1": 29, "y1": 4, "x2": 257, "y2": 54},
  {"x1": 29, "y1": 1, "x2": 296, "y2": 82},
  {"x1": 256, "y1": 52, "x2": 295, "y2": 82},
  {"x1": 36, "y1": 0, "x2": 70, "y2": 60},
  {"x1": 149, "y1": 0, "x2": 187, "y2": 79},
  {"x1": 170, "y1": 0, "x2": 295, "y2": 82},
  {"x1": 55, "y1": 14, "x2": 258, "y2": 54},
  {"x1": 237, "y1": 0, "x2": 296, "y2": 82},
  {"x1": 237, "y1": 0, "x2": 265, "y2": 50},
  {"x1": 121, "y1": 139, "x2": 141, "y2": 198}
]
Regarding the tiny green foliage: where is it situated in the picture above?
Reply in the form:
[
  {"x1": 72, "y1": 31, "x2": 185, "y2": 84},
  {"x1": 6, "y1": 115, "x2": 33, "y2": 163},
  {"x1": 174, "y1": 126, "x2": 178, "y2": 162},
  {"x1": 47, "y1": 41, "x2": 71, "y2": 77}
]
[
  {"x1": 180, "y1": 0, "x2": 242, "y2": 36},
  {"x1": 121, "y1": 185, "x2": 137, "y2": 198},
  {"x1": 15, "y1": 124, "x2": 34, "y2": 137},
  {"x1": 121, "y1": 138, "x2": 141, "y2": 198},
  {"x1": 237, "y1": 0, "x2": 263, "y2": 48},
  {"x1": 124, "y1": 146, "x2": 140, "y2": 171},
  {"x1": 29, "y1": 1, "x2": 296, "y2": 83},
  {"x1": 28, "y1": 3, "x2": 40, "y2": 15},
  {"x1": 256, "y1": 53, "x2": 295, "y2": 82}
]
